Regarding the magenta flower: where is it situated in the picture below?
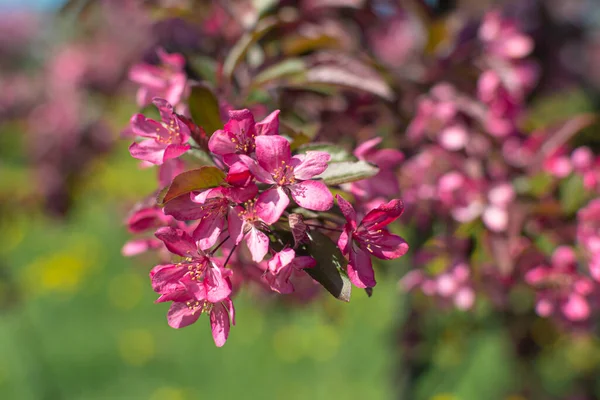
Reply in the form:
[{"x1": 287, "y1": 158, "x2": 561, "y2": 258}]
[
  {"x1": 228, "y1": 199, "x2": 271, "y2": 263},
  {"x1": 208, "y1": 108, "x2": 280, "y2": 157},
  {"x1": 129, "y1": 98, "x2": 190, "y2": 165},
  {"x1": 128, "y1": 48, "x2": 187, "y2": 107},
  {"x1": 167, "y1": 297, "x2": 235, "y2": 347},
  {"x1": 479, "y1": 10, "x2": 534, "y2": 60},
  {"x1": 348, "y1": 137, "x2": 403, "y2": 201},
  {"x1": 241, "y1": 135, "x2": 333, "y2": 224},
  {"x1": 150, "y1": 227, "x2": 233, "y2": 303},
  {"x1": 164, "y1": 185, "x2": 257, "y2": 250},
  {"x1": 337, "y1": 195, "x2": 409, "y2": 288},
  {"x1": 401, "y1": 262, "x2": 475, "y2": 311},
  {"x1": 265, "y1": 248, "x2": 316, "y2": 294},
  {"x1": 525, "y1": 246, "x2": 593, "y2": 322}
]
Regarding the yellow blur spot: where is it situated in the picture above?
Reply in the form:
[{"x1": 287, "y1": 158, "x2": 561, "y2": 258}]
[
  {"x1": 150, "y1": 387, "x2": 185, "y2": 400},
  {"x1": 431, "y1": 394, "x2": 458, "y2": 400},
  {"x1": 566, "y1": 335, "x2": 600, "y2": 372},
  {"x1": 273, "y1": 325, "x2": 303, "y2": 363},
  {"x1": 308, "y1": 324, "x2": 339, "y2": 363},
  {"x1": 118, "y1": 329, "x2": 155, "y2": 366},
  {"x1": 23, "y1": 253, "x2": 86, "y2": 296},
  {"x1": 108, "y1": 272, "x2": 144, "y2": 310}
]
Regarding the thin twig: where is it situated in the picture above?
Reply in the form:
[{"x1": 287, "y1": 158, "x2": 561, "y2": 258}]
[
  {"x1": 305, "y1": 223, "x2": 343, "y2": 232},
  {"x1": 210, "y1": 235, "x2": 230, "y2": 255}
]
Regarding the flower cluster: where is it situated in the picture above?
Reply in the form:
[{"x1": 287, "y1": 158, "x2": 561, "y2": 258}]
[{"x1": 124, "y1": 95, "x2": 408, "y2": 345}]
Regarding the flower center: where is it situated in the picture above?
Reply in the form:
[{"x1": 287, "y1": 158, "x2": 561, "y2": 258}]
[
  {"x1": 230, "y1": 128, "x2": 255, "y2": 154},
  {"x1": 156, "y1": 118, "x2": 182, "y2": 144},
  {"x1": 185, "y1": 299, "x2": 213, "y2": 315},
  {"x1": 272, "y1": 161, "x2": 296, "y2": 186}
]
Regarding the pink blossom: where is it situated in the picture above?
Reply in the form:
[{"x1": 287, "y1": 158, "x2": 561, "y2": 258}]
[
  {"x1": 164, "y1": 185, "x2": 257, "y2": 250},
  {"x1": 400, "y1": 262, "x2": 476, "y2": 310},
  {"x1": 128, "y1": 98, "x2": 190, "y2": 165},
  {"x1": 348, "y1": 137, "x2": 403, "y2": 202},
  {"x1": 241, "y1": 135, "x2": 333, "y2": 223},
  {"x1": 479, "y1": 10, "x2": 534, "y2": 60},
  {"x1": 228, "y1": 199, "x2": 271, "y2": 263},
  {"x1": 129, "y1": 48, "x2": 187, "y2": 107},
  {"x1": 151, "y1": 227, "x2": 233, "y2": 302},
  {"x1": 525, "y1": 246, "x2": 593, "y2": 322},
  {"x1": 337, "y1": 195, "x2": 409, "y2": 288},
  {"x1": 122, "y1": 204, "x2": 187, "y2": 258},
  {"x1": 265, "y1": 248, "x2": 316, "y2": 294},
  {"x1": 167, "y1": 297, "x2": 235, "y2": 347},
  {"x1": 208, "y1": 109, "x2": 280, "y2": 157},
  {"x1": 572, "y1": 147, "x2": 600, "y2": 190}
]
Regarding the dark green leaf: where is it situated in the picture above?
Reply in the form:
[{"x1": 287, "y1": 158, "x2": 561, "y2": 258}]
[
  {"x1": 316, "y1": 160, "x2": 379, "y2": 185},
  {"x1": 157, "y1": 167, "x2": 226, "y2": 206},
  {"x1": 300, "y1": 230, "x2": 351, "y2": 302},
  {"x1": 188, "y1": 84, "x2": 222, "y2": 136}
]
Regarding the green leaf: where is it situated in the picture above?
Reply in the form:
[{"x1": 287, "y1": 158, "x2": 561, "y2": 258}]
[
  {"x1": 559, "y1": 174, "x2": 587, "y2": 215},
  {"x1": 252, "y1": 58, "x2": 307, "y2": 88},
  {"x1": 188, "y1": 84, "x2": 222, "y2": 136},
  {"x1": 297, "y1": 142, "x2": 357, "y2": 163},
  {"x1": 286, "y1": 52, "x2": 394, "y2": 101},
  {"x1": 223, "y1": 16, "x2": 278, "y2": 79},
  {"x1": 316, "y1": 161, "x2": 379, "y2": 185},
  {"x1": 188, "y1": 55, "x2": 217, "y2": 84},
  {"x1": 300, "y1": 230, "x2": 351, "y2": 302},
  {"x1": 157, "y1": 167, "x2": 226, "y2": 205}
]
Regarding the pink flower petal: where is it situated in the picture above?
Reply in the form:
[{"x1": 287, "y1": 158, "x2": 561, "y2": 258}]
[
  {"x1": 205, "y1": 266, "x2": 232, "y2": 303},
  {"x1": 255, "y1": 135, "x2": 291, "y2": 174},
  {"x1": 360, "y1": 199, "x2": 404, "y2": 230},
  {"x1": 210, "y1": 301, "x2": 232, "y2": 347},
  {"x1": 246, "y1": 227, "x2": 269, "y2": 262},
  {"x1": 208, "y1": 129, "x2": 238, "y2": 156},
  {"x1": 129, "y1": 140, "x2": 167, "y2": 165},
  {"x1": 256, "y1": 187, "x2": 290, "y2": 224},
  {"x1": 228, "y1": 206, "x2": 245, "y2": 245},
  {"x1": 292, "y1": 151, "x2": 331, "y2": 180},
  {"x1": 288, "y1": 180, "x2": 333, "y2": 211},
  {"x1": 336, "y1": 195, "x2": 357, "y2": 229},
  {"x1": 163, "y1": 143, "x2": 191, "y2": 161},
  {"x1": 130, "y1": 114, "x2": 165, "y2": 138},
  {"x1": 193, "y1": 213, "x2": 226, "y2": 250},
  {"x1": 347, "y1": 246, "x2": 376, "y2": 288},
  {"x1": 168, "y1": 302, "x2": 201, "y2": 329},
  {"x1": 155, "y1": 227, "x2": 198, "y2": 257},
  {"x1": 354, "y1": 137, "x2": 382, "y2": 159},
  {"x1": 366, "y1": 231, "x2": 409, "y2": 260},
  {"x1": 237, "y1": 154, "x2": 275, "y2": 184},
  {"x1": 255, "y1": 110, "x2": 280, "y2": 136}
]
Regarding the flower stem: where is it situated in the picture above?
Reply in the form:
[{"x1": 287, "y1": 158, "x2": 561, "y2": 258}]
[
  {"x1": 305, "y1": 223, "x2": 343, "y2": 232},
  {"x1": 210, "y1": 235, "x2": 230, "y2": 255},
  {"x1": 223, "y1": 243, "x2": 238, "y2": 267}
]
